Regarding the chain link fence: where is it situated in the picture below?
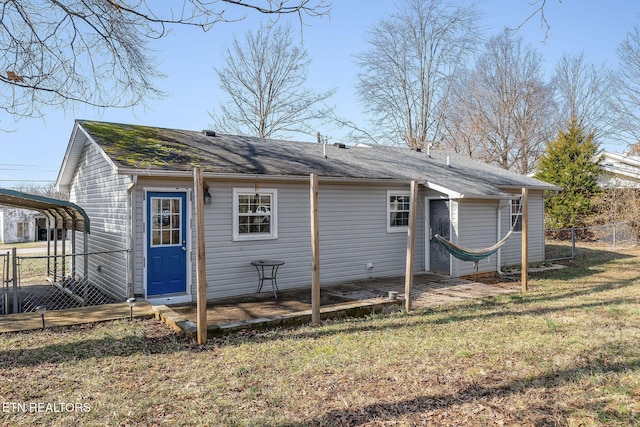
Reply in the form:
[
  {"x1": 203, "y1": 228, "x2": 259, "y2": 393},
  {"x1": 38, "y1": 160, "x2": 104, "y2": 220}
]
[
  {"x1": 2, "y1": 249, "x2": 128, "y2": 314},
  {"x1": 545, "y1": 222, "x2": 638, "y2": 261}
]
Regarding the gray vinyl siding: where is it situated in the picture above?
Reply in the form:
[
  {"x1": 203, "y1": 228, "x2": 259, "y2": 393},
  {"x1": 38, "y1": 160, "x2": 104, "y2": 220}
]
[
  {"x1": 128, "y1": 176, "x2": 547, "y2": 299},
  {"x1": 131, "y1": 177, "x2": 195, "y2": 297},
  {"x1": 68, "y1": 143, "x2": 132, "y2": 300},
  {"x1": 444, "y1": 191, "x2": 546, "y2": 277},
  {"x1": 453, "y1": 199, "x2": 499, "y2": 276},
  {"x1": 499, "y1": 190, "x2": 546, "y2": 267},
  {"x1": 187, "y1": 180, "x2": 424, "y2": 300}
]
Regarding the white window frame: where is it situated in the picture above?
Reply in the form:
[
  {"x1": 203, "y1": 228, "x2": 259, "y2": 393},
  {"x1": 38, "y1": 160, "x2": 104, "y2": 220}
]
[
  {"x1": 16, "y1": 222, "x2": 28, "y2": 239},
  {"x1": 387, "y1": 190, "x2": 411, "y2": 233},
  {"x1": 149, "y1": 196, "x2": 183, "y2": 248},
  {"x1": 510, "y1": 198, "x2": 523, "y2": 233},
  {"x1": 233, "y1": 188, "x2": 278, "y2": 241}
]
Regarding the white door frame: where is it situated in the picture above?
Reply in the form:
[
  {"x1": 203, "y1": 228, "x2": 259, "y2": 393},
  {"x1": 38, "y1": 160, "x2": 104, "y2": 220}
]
[
  {"x1": 143, "y1": 187, "x2": 193, "y2": 305},
  {"x1": 424, "y1": 196, "x2": 453, "y2": 275}
]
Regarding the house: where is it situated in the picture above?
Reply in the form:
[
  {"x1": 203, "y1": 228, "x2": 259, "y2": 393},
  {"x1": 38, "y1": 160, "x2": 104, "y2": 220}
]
[
  {"x1": 55, "y1": 120, "x2": 559, "y2": 305},
  {"x1": 599, "y1": 151, "x2": 640, "y2": 188},
  {"x1": 0, "y1": 206, "x2": 70, "y2": 244},
  {"x1": 0, "y1": 207, "x2": 38, "y2": 244}
]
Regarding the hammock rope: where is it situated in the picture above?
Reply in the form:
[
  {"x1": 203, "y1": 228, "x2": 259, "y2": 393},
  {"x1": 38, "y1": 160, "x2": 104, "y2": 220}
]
[{"x1": 434, "y1": 197, "x2": 522, "y2": 269}]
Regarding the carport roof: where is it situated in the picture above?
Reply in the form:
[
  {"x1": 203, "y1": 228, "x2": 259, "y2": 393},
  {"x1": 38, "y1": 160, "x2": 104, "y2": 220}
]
[{"x1": 0, "y1": 188, "x2": 89, "y2": 233}]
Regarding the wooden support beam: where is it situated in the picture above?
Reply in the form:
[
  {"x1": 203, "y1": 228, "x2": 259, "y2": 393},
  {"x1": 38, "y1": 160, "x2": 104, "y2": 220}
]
[
  {"x1": 310, "y1": 173, "x2": 321, "y2": 324},
  {"x1": 404, "y1": 180, "x2": 419, "y2": 312},
  {"x1": 194, "y1": 167, "x2": 208, "y2": 344},
  {"x1": 521, "y1": 187, "x2": 529, "y2": 293}
]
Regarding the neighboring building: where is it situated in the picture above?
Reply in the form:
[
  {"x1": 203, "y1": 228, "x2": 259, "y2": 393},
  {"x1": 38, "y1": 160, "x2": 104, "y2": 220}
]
[
  {"x1": 55, "y1": 120, "x2": 560, "y2": 305},
  {"x1": 0, "y1": 207, "x2": 68, "y2": 244},
  {"x1": 0, "y1": 207, "x2": 39, "y2": 244},
  {"x1": 599, "y1": 151, "x2": 640, "y2": 188}
]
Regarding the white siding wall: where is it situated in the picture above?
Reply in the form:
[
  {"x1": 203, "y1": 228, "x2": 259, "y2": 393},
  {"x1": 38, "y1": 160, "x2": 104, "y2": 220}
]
[
  {"x1": 0, "y1": 209, "x2": 37, "y2": 244},
  {"x1": 69, "y1": 143, "x2": 132, "y2": 299}
]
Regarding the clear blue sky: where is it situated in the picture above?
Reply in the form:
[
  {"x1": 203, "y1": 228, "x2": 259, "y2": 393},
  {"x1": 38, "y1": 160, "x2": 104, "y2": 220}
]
[{"x1": 1, "y1": 0, "x2": 639, "y2": 185}]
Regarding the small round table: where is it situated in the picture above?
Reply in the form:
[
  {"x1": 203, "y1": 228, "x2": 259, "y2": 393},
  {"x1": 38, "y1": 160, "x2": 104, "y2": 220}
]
[{"x1": 251, "y1": 260, "x2": 285, "y2": 298}]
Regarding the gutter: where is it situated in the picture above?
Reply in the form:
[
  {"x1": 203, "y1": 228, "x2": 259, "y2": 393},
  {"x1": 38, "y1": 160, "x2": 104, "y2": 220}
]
[
  {"x1": 497, "y1": 203, "x2": 503, "y2": 275},
  {"x1": 115, "y1": 168, "x2": 416, "y2": 186}
]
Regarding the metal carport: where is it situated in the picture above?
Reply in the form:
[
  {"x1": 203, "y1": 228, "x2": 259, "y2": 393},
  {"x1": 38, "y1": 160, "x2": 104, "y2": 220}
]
[{"x1": 0, "y1": 188, "x2": 89, "y2": 282}]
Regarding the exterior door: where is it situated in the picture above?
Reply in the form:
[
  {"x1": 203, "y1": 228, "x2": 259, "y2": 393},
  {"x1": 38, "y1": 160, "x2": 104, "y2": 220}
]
[
  {"x1": 429, "y1": 199, "x2": 451, "y2": 274},
  {"x1": 146, "y1": 192, "x2": 187, "y2": 296}
]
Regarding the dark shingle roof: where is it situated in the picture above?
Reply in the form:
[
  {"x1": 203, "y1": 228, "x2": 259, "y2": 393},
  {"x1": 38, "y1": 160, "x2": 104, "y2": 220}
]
[{"x1": 77, "y1": 120, "x2": 558, "y2": 198}]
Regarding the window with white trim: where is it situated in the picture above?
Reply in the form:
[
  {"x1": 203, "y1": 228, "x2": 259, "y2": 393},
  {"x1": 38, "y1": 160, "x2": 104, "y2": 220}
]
[
  {"x1": 387, "y1": 191, "x2": 410, "y2": 232},
  {"x1": 233, "y1": 188, "x2": 277, "y2": 240},
  {"x1": 511, "y1": 198, "x2": 523, "y2": 232},
  {"x1": 150, "y1": 196, "x2": 182, "y2": 246}
]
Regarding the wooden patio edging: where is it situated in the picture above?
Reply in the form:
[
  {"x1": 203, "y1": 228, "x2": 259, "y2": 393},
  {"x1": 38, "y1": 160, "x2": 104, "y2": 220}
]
[{"x1": 153, "y1": 299, "x2": 405, "y2": 338}]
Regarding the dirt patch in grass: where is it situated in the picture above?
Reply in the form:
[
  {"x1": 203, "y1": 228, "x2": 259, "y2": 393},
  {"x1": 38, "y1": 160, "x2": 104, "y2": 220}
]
[{"x1": 1, "y1": 246, "x2": 640, "y2": 426}]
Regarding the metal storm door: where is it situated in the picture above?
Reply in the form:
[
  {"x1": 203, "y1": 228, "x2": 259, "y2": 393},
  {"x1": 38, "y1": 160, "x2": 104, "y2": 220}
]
[
  {"x1": 146, "y1": 192, "x2": 187, "y2": 296},
  {"x1": 429, "y1": 199, "x2": 451, "y2": 274}
]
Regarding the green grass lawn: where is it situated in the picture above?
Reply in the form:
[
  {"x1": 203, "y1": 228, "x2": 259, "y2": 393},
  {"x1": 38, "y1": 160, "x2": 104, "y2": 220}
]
[{"x1": 1, "y1": 247, "x2": 640, "y2": 426}]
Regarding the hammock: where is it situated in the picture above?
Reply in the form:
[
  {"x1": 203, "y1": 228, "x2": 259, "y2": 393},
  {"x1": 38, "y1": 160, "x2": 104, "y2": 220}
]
[
  {"x1": 434, "y1": 230, "x2": 513, "y2": 264},
  {"x1": 434, "y1": 197, "x2": 521, "y2": 269}
]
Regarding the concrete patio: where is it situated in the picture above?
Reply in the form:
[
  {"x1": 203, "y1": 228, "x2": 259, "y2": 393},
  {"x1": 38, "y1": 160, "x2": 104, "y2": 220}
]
[
  {"x1": 157, "y1": 272, "x2": 519, "y2": 337},
  {"x1": 0, "y1": 272, "x2": 519, "y2": 336}
]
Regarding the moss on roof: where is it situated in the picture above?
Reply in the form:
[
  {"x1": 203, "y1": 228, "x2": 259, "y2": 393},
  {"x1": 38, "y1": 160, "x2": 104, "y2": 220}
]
[{"x1": 81, "y1": 121, "x2": 206, "y2": 169}]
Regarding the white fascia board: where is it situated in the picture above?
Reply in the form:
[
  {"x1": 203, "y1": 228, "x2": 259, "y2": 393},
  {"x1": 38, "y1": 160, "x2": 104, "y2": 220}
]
[
  {"x1": 424, "y1": 181, "x2": 464, "y2": 198},
  {"x1": 55, "y1": 123, "x2": 82, "y2": 192}
]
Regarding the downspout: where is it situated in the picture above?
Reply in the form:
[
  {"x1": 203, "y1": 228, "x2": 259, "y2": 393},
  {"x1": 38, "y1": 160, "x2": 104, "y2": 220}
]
[
  {"x1": 497, "y1": 203, "x2": 503, "y2": 275},
  {"x1": 126, "y1": 175, "x2": 137, "y2": 298}
]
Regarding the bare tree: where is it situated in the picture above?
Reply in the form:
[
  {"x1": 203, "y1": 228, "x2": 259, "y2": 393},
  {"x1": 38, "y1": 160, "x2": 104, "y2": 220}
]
[
  {"x1": 553, "y1": 53, "x2": 617, "y2": 141},
  {"x1": 0, "y1": 1, "x2": 330, "y2": 121},
  {"x1": 350, "y1": 0, "x2": 481, "y2": 148},
  {"x1": 615, "y1": 25, "x2": 640, "y2": 148},
  {"x1": 510, "y1": 0, "x2": 563, "y2": 40},
  {"x1": 209, "y1": 24, "x2": 334, "y2": 139},
  {"x1": 13, "y1": 182, "x2": 68, "y2": 200},
  {"x1": 443, "y1": 29, "x2": 557, "y2": 174}
]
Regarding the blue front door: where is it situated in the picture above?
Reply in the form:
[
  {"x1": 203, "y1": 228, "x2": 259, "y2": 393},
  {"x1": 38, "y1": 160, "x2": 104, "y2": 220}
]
[{"x1": 146, "y1": 192, "x2": 187, "y2": 296}]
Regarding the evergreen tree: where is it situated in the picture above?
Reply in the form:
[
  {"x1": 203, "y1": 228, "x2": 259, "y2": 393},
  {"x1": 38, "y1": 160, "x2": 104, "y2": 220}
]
[{"x1": 534, "y1": 119, "x2": 602, "y2": 230}]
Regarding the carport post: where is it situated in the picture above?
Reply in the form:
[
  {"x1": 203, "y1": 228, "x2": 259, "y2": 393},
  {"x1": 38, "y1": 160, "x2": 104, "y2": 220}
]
[
  {"x1": 11, "y1": 247, "x2": 17, "y2": 314},
  {"x1": 71, "y1": 221, "x2": 76, "y2": 279},
  {"x1": 61, "y1": 222, "x2": 66, "y2": 280},
  {"x1": 404, "y1": 180, "x2": 418, "y2": 312},
  {"x1": 46, "y1": 215, "x2": 51, "y2": 277},
  {"x1": 83, "y1": 231, "x2": 88, "y2": 293},
  {"x1": 53, "y1": 217, "x2": 58, "y2": 281}
]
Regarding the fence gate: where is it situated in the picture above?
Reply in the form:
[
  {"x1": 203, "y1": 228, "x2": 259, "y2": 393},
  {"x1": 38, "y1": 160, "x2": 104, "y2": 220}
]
[{"x1": 0, "y1": 252, "x2": 8, "y2": 315}]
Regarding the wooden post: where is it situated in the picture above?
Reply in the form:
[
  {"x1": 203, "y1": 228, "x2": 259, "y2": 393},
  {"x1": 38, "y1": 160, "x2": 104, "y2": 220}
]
[
  {"x1": 521, "y1": 187, "x2": 529, "y2": 293},
  {"x1": 194, "y1": 167, "x2": 208, "y2": 344},
  {"x1": 404, "y1": 180, "x2": 419, "y2": 312},
  {"x1": 310, "y1": 173, "x2": 321, "y2": 324}
]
